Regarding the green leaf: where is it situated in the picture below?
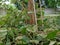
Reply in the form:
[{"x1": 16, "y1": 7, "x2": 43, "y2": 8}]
[
  {"x1": 11, "y1": 0, "x2": 17, "y2": 3},
  {"x1": 20, "y1": 26, "x2": 27, "y2": 34},
  {"x1": 0, "y1": 41, "x2": 4, "y2": 45},
  {"x1": 36, "y1": 35, "x2": 43, "y2": 41},
  {"x1": 16, "y1": 36, "x2": 30, "y2": 44},
  {"x1": 8, "y1": 30, "x2": 14, "y2": 38},
  {"x1": 46, "y1": 30, "x2": 60, "y2": 39},
  {"x1": 24, "y1": 0, "x2": 28, "y2": 3},
  {"x1": 22, "y1": 36, "x2": 30, "y2": 44},
  {"x1": 49, "y1": 41, "x2": 56, "y2": 45},
  {"x1": 30, "y1": 40, "x2": 39, "y2": 44},
  {"x1": 6, "y1": 38, "x2": 11, "y2": 45},
  {"x1": 0, "y1": 30, "x2": 7, "y2": 40}
]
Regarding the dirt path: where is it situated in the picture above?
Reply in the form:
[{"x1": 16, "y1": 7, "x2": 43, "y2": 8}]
[{"x1": 44, "y1": 8, "x2": 60, "y2": 16}]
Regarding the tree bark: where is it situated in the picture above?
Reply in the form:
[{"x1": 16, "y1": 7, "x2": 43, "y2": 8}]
[{"x1": 27, "y1": 0, "x2": 35, "y2": 24}]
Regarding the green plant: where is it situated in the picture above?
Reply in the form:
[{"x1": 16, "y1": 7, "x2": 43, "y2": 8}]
[
  {"x1": 0, "y1": 0, "x2": 60, "y2": 45},
  {"x1": 45, "y1": 0, "x2": 57, "y2": 8}
]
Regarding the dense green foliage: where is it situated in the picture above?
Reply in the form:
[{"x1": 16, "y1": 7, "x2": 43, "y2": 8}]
[
  {"x1": 45, "y1": 0, "x2": 60, "y2": 8},
  {"x1": 0, "y1": 0, "x2": 60, "y2": 45}
]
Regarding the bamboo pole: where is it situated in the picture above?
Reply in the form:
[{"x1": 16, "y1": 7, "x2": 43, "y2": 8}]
[
  {"x1": 39, "y1": 0, "x2": 44, "y2": 30},
  {"x1": 33, "y1": 0, "x2": 38, "y2": 30},
  {"x1": 33, "y1": 0, "x2": 37, "y2": 25}
]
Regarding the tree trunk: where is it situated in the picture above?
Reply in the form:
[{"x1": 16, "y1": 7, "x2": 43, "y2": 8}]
[{"x1": 27, "y1": 0, "x2": 35, "y2": 24}]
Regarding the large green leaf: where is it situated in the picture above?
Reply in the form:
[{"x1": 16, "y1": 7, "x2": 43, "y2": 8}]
[
  {"x1": 15, "y1": 36, "x2": 30, "y2": 44},
  {"x1": 0, "y1": 30, "x2": 7, "y2": 41},
  {"x1": 8, "y1": 30, "x2": 15, "y2": 39},
  {"x1": 46, "y1": 30, "x2": 60, "y2": 39},
  {"x1": 0, "y1": 41, "x2": 4, "y2": 45},
  {"x1": 24, "y1": 0, "x2": 28, "y2": 3},
  {"x1": 5, "y1": 38, "x2": 11, "y2": 45},
  {"x1": 20, "y1": 26, "x2": 27, "y2": 34},
  {"x1": 22, "y1": 36, "x2": 30, "y2": 44},
  {"x1": 30, "y1": 40, "x2": 39, "y2": 44}
]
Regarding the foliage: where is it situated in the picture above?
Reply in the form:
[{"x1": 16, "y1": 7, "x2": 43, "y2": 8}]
[
  {"x1": 45, "y1": 0, "x2": 59, "y2": 8},
  {"x1": 0, "y1": 0, "x2": 60, "y2": 45},
  {"x1": 44, "y1": 16, "x2": 60, "y2": 30}
]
